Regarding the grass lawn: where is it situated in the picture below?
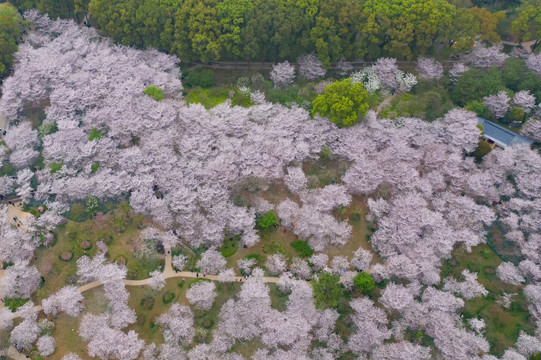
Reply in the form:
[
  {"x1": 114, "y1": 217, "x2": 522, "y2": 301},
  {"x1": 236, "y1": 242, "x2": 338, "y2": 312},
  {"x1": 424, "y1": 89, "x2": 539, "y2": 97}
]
[
  {"x1": 441, "y1": 243, "x2": 535, "y2": 356},
  {"x1": 31, "y1": 204, "x2": 162, "y2": 302}
]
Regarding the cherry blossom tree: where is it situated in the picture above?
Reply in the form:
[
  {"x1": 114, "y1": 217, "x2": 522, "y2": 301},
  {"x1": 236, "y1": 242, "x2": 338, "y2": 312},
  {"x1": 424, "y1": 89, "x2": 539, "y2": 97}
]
[
  {"x1": 373, "y1": 58, "x2": 399, "y2": 89},
  {"x1": 0, "y1": 261, "x2": 41, "y2": 298},
  {"x1": 42, "y1": 285, "x2": 85, "y2": 317},
  {"x1": 484, "y1": 91, "x2": 510, "y2": 119},
  {"x1": 156, "y1": 304, "x2": 194, "y2": 346},
  {"x1": 37, "y1": 335, "x2": 56, "y2": 357},
  {"x1": 372, "y1": 341, "x2": 431, "y2": 360},
  {"x1": 270, "y1": 61, "x2": 295, "y2": 89},
  {"x1": 449, "y1": 63, "x2": 469, "y2": 81},
  {"x1": 76, "y1": 253, "x2": 127, "y2": 284},
  {"x1": 465, "y1": 43, "x2": 509, "y2": 68},
  {"x1": 526, "y1": 53, "x2": 541, "y2": 76},
  {"x1": 238, "y1": 257, "x2": 257, "y2": 275},
  {"x1": 417, "y1": 57, "x2": 443, "y2": 80},
  {"x1": 218, "y1": 268, "x2": 235, "y2": 282},
  {"x1": 148, "y1": 270, "x2": 166, "y2": 291},
  {"x1": 297, "y1": 54, "x2": 326, "y2": 81},
  {"x1": 351, "y1": 67, "x2": 381, "y2": 94},
  {"x1": 266, "y1": 254, "x2": 287, "y2": 275},
  {"x1": 10, "y1": 303, "x2": 39, "y2": 350},
  {"x1": 351, "y1": 248, "x2": 373, "y2": 271},
  {"x1": 443, "y1": 270, "x2": 488, "y2": 300},
  {"x1": 103, "y1": 281, "x2": 136, "y2": 329},
  {"x1": 309, "y1": 253, "x2": 329, "y2": 271},
  {"x1": 347, "y1": 298, "x2": 391, "y2": 355},
  {"x1": 497, "y1": 262, "x2": 525, "y2": 285},
  {"x1": 291, "y1": 257, "x2": 312, "y2": 280},
  {"x1": 0, "y1": 308, "x2": 13, "y2": 331},
  {"x1": 513, "y1": 90, "x2": 536, "y2": 111},
  {"x1": 284, "y1": 166, "x2": 307, "y2": 194},
  {"x1": 521, "y1": 118, "x2": 541, "y2": 143},
  {"x1": 330, "y1": 256, "x2": 350, "y2": 274},
  {"x1": 196, "y1": 249, "x2": 227, "y2": 275},
  {"x1": 335, "y1": 58, "x2": 353, "y2": 76},
  {"x1": 186, "y1": 281, "x2": 217, "y2": 310}
]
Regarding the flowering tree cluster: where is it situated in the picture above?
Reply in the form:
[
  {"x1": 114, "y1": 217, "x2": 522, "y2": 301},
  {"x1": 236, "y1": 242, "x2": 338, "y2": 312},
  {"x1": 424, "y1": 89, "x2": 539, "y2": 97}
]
[
  {"x1": 351, "y1": 59, "x2": 417, "y2": 94},
  {"x1": 484, "y1": 91, "x2": 510, "y2": 119},
  {"x1": 297, "y1": 53, "x2": 326, "y2": 81},
  {"x1": 417, "y1": 57, "x2": 443, "y2": 80},
  {"x1": 42, "y1": 285, "x2": 85, "y2": 317},
  {"x1": 186, "y1": 281, "x2": 217, "y2": 310},
  {"x1": 465, "y1": 43, "x2": 509, "y2": 68},
  {"x1": 270, "y1": 61, "x2": 295, "y2": 89}
]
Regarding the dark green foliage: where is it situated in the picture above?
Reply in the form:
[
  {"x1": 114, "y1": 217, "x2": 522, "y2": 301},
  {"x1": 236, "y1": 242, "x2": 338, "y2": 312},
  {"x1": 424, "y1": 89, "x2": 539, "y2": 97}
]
[
  {"x1": 472, "y1": 141, "x2": 493, "y2": 160},
  {"x1": 291, "y1": 240, "x2": 314, "y2": 258},
  {"x1": 501, "y1": 57, "x2": 541, "y2": 98},
  {"x1": 144, "y1": 85, "x2": 164, "y2": 101},
  {"x1": 2, "y1": 261, "x2": 14, "y2": 269},
  {"x1": 4, "y1": 297, "x2": 29, "y2": 312},
  {"x1": 509, "y1": 107, "x2": 525, "y2": 122},
  {"x1": 88, "y1": 127, "x2": 102, "y2": 141},
  {"x1": 354, "y1": 272, "x2": 375, "y2": 293},
  {"x1": 183, "y1": 68, "x2": 215, "y2": 88},
  {"x1": 451, "y1": 68, "x2": 506, "y2": 106},
  {"x1": 91, "y1": 162, "x2": 100, "y2": 174},
  {"x1": 48, "y1": 162, "x2": 63, "y2": 174},
  {"x1": 256, "y1": 210, "x2": 277, "y2": 231},
  {"x1": 0, "y1": 161, "x2": 15, "y2": 176},
  {"x1": 312, "y1": 272, "x2": 343, "y2": 309},
  {"x1": 162, "y1": 291, "x2": 175, "y2": 304}
]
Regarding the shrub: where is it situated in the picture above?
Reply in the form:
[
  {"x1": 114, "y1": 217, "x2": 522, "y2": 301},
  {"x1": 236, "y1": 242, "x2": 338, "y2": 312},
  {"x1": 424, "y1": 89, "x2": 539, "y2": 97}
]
[
  {"x1": 5, "y1": 298, "x2": 29, "y2": 312},
  {"x1": 465, "y1": 100, "x2": 488, "y2": 117},
  {"x1": 48, "y1": 162, "x2": 62, "y2": 174},
  {"x1": 472, "y1": 141, "x2": 493, "y2": 160},
  {"x1": 291, "y1": 240, "x2": 314, "y2": 258},
  {"x1": 88, "y1": 127, "x2": 102, "y2": 141},
  {"x1": 510, "y1": 107, "x2": 525, "y2": 122},
  {"x1": 144, "y1": 85, "x2": 164, "y2": 101},
  {"x1": 91, "y1": 162, "x2": 100, "y2": 174},
  {"x1": 354, "y1": 272, "x2": 375, "y2": 293},
  {"x1": 37, "y1": 121, "x2": 57, "y2": 137},
  {"x1": 141, "y1": 295, "x2": 155, "y2": 310},
  {"x1": 162, "y1": 291, "x2": 175, "y2": 304},
  {"x1": 219, "y1": 235, "x2": 239, "y2": 257},
  {"x1": 256, "y1": 210, "x2": 277, "y2": 231}
]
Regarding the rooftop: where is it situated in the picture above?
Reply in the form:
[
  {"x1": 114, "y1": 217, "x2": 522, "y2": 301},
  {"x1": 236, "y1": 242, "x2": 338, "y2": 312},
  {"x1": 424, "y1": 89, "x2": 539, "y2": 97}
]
[{"x1": 477, "y1": 117, "x2": 533, "y2": 148}]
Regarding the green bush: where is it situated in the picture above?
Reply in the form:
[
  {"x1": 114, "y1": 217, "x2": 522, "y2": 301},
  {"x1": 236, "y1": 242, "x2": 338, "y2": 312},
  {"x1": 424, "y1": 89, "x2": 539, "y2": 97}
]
[
  {"x1": 291, "y1": 240, "x2": 314, "y2": 258},
  {"x1": 354, "y1": 272, "x2": 375, "y2": 293},
  {"x1": 219, "y1": 234, "x2": 239, "y2": 257},
  {"x1": 88, "y1": 127, "x2": 102, "y2": 141},
  {"x1": 510, "y1": 107, "x2": 525, "y2": 122},
  {"x1": 312, "y1": 272, "x2": 343, "y2": 309},
  {"x1": 37, "y1": 121, "x2": 58, "y2": 137},
  {"x1": 451, "y1": 68, "x2": 506, "y2": 106},
  {"x1": 144, "y1": 85, "x2": 164, "y2": 101},
  {"x1": 256, "y1": 210, "x2": 277, "y2": 231},
  {"x1": 465, "y1": 100, "x2": 488, "y2": 117},
  {"x1": 231, "y1": 90, "x2": 253, "y2": 108},
  {"x1": 91, "y1": 162, "x2": 100, "y2": 174},
  {"x1": 183, "y1": 68, "x2": 215, "y2": 88},
  {"x1": 472, "y1": 141, "x2": 493, "y2": 160},
  {"x1": 48, "y1": 162, "x2": 63, "y2": 174},
  {"x1": 162, "y1": 291, "x2": 175, "y2": 304},
  {"x1": 5, "y1": 298, "x2": 29, "y2": 312}
]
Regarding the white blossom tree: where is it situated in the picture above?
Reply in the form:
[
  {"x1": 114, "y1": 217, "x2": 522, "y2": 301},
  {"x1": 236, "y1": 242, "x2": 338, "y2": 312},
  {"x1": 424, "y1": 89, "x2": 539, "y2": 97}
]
[
  {"x1": 513, "y1": 90, "x2": 536, "y2": 111},
  {"x1": 449, "y1": 63, "x2": 469, "y2": 81},
  {"x1": 148, "y1": 270, "x2": 166, "y2": 291},
  {"x1": 270, "y1": 61, "x2": 295, "y2": 89},
  {"x1": 186, "y1": 281, "x2": 217, "y2": 310},
  {"x1": 156, "y1": 303, "x2": 195, "y2": 346},
  {"x1": 484, "y1": 91, "x2": 510, "y2": 119},
  {"x1": 526, "y1": 53, "x2": 541, "y2": 76},
  {"x1": 265, "y1": 254, "x2": 287, "y2": 275},
  {"x1": 0, "y1": 261, "x2": 41, "y2": 299},
  {"x1": 196, "y1": 249, "x2": 227, "y2": 275},
  {"x1": 37, "y1": 335, "x2": 56, "y2": 357},
  {"x1": 417, "y1": 57, "x2": 443, "y2": 80},
  {"x1": 42, "y1": 285, "x2": 85, "y2": 317},
  {"x1": 297, "y1": 53, "x2": 326, "y2": 81},
  {"x1": 218, "y1": 268, "x2": 235, "y2": 282},
  {"x1": 172, "y1": 254, "x2": 187, "y2": 271},
  {"x1": 496, "y1": 262, "x2": 525, "y2": 285}
]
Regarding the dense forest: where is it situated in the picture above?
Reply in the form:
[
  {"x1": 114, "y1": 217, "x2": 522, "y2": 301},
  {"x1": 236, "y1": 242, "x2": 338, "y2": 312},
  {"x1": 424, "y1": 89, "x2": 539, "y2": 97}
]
[{"x1": 0, "y1": 0, "x2": 538, "y2": 68}]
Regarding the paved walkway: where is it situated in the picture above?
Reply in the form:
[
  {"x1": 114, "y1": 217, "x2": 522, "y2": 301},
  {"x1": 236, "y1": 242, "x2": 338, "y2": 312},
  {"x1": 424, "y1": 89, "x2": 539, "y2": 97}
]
[{"x1": 501, "y1": 39, "x2": 538, "y2": 53}]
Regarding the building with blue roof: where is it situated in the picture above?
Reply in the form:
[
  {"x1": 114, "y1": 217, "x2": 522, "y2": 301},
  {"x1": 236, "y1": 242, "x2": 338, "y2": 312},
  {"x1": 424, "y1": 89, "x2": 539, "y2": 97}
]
[{"x1": 477, "y1": 117, "x2": 533, "y2": 148}]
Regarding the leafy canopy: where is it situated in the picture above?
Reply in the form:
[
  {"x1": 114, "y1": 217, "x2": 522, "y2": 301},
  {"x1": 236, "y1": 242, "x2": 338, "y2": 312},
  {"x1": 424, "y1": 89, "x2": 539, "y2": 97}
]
[
  {"x1": 354, "y1": 272, "x2": 375, "y2": 293},
  {"x1": 256, "y1": 210, "x2": 277, "y2": 231},
  {"x1": 144, "y1": 85, "x2": 164, "y2": 101},
  {"x1": 311, "y1": 78, "x2": 369, "y2": 127},
  {"x1": 313, "y1": 271, "x2": 343, "y2": 309},
  {"x1": 88, "y1": 127, "x2": 102, "y2": 141},
  {"x1": 291, "y1": 240, "x2": 314, "y2": 258}
]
